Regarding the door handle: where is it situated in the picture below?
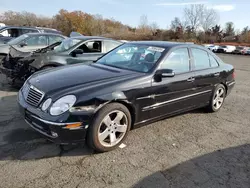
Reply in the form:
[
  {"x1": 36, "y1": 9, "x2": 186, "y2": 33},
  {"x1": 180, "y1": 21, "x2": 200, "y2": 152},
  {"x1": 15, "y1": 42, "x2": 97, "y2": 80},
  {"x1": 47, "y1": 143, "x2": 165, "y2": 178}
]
[
  {"x1": 214, "y1": 72, "x2": 220, "y2": 77},
  {"x1": 187, "y1": 77, "x2": 195, "y2": 82}
]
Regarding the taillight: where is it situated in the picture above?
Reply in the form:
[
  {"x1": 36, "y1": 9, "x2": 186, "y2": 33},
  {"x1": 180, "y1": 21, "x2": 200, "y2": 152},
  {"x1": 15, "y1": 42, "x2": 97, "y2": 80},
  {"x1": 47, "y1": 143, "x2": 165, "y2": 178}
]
[{"x1": 232, "y1": 71, "x2": 236, "y2": 79}]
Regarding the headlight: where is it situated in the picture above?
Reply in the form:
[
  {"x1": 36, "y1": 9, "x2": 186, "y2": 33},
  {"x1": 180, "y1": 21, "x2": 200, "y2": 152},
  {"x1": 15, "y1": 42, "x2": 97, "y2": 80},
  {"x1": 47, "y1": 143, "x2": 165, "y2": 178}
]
[
  {"x1": 50, "y1": 95, "x2": 76, "y2": 116},
  {"x1": 41, "y1": 98, "x2": 52, "y2": 111}
]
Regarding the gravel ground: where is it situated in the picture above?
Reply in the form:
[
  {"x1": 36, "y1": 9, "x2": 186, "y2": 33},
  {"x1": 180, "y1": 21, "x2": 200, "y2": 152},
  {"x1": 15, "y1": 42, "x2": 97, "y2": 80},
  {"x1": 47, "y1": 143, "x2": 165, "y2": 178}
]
[{"x1": 0, "y1": 54, "x2": 249, "y2": 188}]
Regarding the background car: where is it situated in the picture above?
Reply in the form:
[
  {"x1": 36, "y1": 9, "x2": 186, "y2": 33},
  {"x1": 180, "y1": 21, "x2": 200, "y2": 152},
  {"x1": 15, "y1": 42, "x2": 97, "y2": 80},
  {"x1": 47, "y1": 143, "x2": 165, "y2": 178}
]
[
  {"x1": 205, "y1": 45, "x2": 219, "y2": 52},
  {"x1": 244, "y1": 48, "x2": 250, "y2": 55},
  {"x1": 28, "y1": 36, "x2": 123, "y2": 70},
  {"x1": 0, "y1": 26, "x2": 62, "y2": 44},
  {"x1": 240, "y1": 47, "x2": 250, "y2": 55},
  {"x1": 0, "y1": 42, "x2": 62, "y2": 87},
  {"x1": 232, "y1": 46, "x2": 244, "y2": 54},
  {"x1": 0, "y1": 36, "x2": 122, "y2": 87},
  {"x1": 18, "y1": 41, "x2": 235, "y2": 152},
  {"x1": 215, "y1": 45, "x2": 236, "y2": 53},
  {"x1": 0, "y1": 33, "x2": 66, "y2": 59}
]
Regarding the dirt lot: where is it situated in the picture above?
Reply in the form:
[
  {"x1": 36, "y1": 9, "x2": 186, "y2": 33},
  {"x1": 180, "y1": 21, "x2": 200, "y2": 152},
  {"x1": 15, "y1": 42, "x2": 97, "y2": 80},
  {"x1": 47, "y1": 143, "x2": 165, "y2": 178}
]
[{"x1": 0, "y1": 54, "x2": 249, "y2": 188}]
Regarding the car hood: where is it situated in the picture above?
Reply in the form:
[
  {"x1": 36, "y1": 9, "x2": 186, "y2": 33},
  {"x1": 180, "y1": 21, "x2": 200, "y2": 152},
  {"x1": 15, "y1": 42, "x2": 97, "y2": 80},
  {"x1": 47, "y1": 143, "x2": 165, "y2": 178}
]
[
  {"x1": 28, "y1": 63, "x2": 140, "y2": 95},
  {"x1": 29, "y1": 51, "x2": 66, "y2": 69},
  {"x1": 0, "y1": 44, "x2": 9, "y2": 53}
]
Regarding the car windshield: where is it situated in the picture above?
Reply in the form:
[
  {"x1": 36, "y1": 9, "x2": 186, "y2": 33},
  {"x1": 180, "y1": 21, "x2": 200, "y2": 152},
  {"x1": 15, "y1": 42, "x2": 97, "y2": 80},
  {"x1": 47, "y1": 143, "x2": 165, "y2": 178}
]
[
  {"x1": 7, "y1": 34, "x2": 29, "y2": 45},
  {"x1": 54, "y1": 38, "x2": 82, "y2": 52},
  {"x1": 97, "y1": 44, "x2": 166, "y2": 73}
]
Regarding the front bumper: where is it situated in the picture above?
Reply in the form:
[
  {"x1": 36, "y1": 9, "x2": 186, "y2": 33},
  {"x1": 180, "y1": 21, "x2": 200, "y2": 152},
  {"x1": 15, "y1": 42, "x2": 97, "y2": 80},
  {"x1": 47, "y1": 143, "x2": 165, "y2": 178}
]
[
  {"x1": 18, "y1": 90, "x2": 91, "y2": 144},
  {"x1": 0, "y1": 65, "x2": 14, "y2": 77}
]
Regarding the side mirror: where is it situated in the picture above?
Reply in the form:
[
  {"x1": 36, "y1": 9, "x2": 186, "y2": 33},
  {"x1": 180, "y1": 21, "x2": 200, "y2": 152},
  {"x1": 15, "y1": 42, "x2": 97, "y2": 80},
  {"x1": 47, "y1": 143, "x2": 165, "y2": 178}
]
[
  {"x1": 71, "y1": 49, "x2": 84, "y2": 57},
  {"x1": 154, "y1": 69, "x2": 175, "y2": 82},
  {"x1": 19, "y1": 41, "x2": 27, "y2": 47}
]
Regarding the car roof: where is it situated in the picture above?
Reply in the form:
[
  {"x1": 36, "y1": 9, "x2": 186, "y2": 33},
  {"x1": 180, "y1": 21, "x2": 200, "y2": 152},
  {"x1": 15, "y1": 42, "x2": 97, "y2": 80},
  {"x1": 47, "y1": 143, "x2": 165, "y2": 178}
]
[
  {"x1": 0, "y1": 26, "x2": 57, "y2": 31},
  {"x1": 24, "y1": 33, "x2": 66, "y2": 37},
  {"x1": 71, "y1": 36, "x2": 114, "y2": 40},
  {"x1": 127, "y1": 41, "x2": 200, "y2": 49}
]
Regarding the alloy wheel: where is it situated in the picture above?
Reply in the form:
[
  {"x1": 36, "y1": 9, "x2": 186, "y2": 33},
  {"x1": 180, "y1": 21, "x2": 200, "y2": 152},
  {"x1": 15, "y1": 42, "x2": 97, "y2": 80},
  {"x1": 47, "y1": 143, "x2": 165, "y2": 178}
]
[
  {"x1": 98, "y1": 110, "x2": 128, "y2": 147},
  {"x1": 213, "y1": 88, "x2": 225, "y2": 110}
]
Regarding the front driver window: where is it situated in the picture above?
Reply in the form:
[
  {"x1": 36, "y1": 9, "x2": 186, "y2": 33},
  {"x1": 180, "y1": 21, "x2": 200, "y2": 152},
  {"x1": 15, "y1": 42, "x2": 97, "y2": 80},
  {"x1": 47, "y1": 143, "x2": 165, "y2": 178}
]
[
  {"x1": 160, "y1": 48, "x2": 190, "y2": 74},
  {"x1": 85, "y1": 41, "x2": 102, "y2": 53}
]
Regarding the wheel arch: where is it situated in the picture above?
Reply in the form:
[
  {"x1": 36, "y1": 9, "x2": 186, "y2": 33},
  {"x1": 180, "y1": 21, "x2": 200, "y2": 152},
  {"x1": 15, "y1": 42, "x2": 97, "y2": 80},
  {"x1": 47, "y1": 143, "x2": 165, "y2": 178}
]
[
  {"x1": 39, "y1": 62, "x2": 62, "y2": 70},
  {"x1": 94, "y1": 99, "x2": 136, "y2": 129},
  {"x1": 213, "y1": 82, "x2": 228, "y2": 95},
  {"x1": 113, "y1": 100, "x2": 136, "y2": 128}
]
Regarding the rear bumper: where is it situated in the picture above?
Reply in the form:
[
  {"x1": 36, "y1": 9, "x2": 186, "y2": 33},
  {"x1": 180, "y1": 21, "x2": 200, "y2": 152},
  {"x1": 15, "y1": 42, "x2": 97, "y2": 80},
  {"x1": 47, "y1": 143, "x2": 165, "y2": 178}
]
[{"x1": 226, "y1": 81, "x2": 235, "y2": 96}]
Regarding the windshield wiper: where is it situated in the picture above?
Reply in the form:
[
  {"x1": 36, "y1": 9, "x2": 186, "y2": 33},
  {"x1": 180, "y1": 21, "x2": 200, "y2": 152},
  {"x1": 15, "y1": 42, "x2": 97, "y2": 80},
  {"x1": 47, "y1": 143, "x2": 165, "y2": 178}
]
[{"x1": 100, "y1": 63, "x2": 123, "y2": 70}]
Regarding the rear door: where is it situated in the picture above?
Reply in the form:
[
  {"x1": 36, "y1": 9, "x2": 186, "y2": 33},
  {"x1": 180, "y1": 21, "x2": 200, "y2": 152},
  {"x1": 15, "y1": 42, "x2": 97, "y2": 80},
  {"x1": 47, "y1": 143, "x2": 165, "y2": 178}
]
[
  {"x1": 145, "y1": 47, "x2": 196, "y2": 119},
  {"x1": 190, "y1": 48, "x2": 220, "y2": 106}
]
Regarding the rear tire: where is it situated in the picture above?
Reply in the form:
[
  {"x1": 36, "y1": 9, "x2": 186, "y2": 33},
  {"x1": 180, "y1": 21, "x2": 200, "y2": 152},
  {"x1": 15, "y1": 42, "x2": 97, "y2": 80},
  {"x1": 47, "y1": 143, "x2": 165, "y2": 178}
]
[
  {"x1": 207, "y1": 84, "x2": 226, "y2": 112},
  {"x1": 87, "y1": 103, "x2": 131, "y2": 152}
]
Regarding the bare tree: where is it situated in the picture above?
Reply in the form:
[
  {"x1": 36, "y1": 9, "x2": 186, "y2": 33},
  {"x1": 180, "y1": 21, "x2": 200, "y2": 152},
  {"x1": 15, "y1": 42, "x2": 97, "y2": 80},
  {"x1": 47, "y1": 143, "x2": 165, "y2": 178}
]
[
  {"x1": 171, "y1": 17, "x2": 182, "y2": 31},
  {"x1": 224, "y1": 22, "x2": 235, "y2": 36},
  {"x1": 138, "y1": 15, "x2": 149, "y2": 29},
  {"x1": 200, "y1": 8, "x2": 219, "y2": 32},
  {"x1": 184, "y1": 4, "x2": 205, "y2": 32},
  {"x1": 150, "y1": 21, "x2": 159, "y2": 34}
]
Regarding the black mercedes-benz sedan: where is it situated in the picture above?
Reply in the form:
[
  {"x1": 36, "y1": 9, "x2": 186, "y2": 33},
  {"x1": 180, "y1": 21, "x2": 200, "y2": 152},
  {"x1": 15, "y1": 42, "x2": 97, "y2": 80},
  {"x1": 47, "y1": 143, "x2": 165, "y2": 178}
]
[{"x1": 18, "y1": 41, "x2": 235, "y2": 152}]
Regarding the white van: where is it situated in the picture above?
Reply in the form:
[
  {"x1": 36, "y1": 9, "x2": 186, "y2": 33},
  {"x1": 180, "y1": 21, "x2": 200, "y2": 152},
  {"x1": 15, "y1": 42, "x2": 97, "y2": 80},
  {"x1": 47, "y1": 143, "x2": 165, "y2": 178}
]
[{"x1": 225, "y1": 45, "x2": 236, "y2": 53}]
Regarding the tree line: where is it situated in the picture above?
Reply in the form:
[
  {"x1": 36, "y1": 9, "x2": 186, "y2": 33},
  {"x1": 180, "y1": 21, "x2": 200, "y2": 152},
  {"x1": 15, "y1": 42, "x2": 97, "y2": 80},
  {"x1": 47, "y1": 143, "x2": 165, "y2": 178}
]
[{"x1": 0, "y1": 5, "x2": 249, "y2": 44}]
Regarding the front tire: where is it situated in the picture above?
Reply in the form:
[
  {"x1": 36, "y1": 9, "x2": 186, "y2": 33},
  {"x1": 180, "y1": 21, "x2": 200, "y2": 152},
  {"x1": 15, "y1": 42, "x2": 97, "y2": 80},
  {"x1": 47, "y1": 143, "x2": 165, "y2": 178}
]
[
  {"x1": 87, "y1": 103, "x2": 131, "y2": 152},
  {"x1": 207, "y1": 84, "x2": 226, "y2": 112}
]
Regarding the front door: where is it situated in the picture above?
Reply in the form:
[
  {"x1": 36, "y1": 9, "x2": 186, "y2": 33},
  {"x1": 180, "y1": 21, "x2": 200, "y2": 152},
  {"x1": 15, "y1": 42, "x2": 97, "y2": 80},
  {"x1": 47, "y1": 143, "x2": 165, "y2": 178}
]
[
  {"x1": 67, "y1": 40, "x2": 105, "y2": 64},
  {"x1": 143, "y1": 48, "x2": 197, "y2": 119},
  {"x1": 16, "y1": 35, "x2": 48, "y2": 52}
]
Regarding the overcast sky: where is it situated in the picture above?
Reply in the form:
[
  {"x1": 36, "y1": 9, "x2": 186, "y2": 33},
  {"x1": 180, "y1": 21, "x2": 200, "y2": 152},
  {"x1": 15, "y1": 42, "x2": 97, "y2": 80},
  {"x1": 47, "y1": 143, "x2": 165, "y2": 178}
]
[{"x1": 1, "y1": 0, "x2": 249, "y2": 30}]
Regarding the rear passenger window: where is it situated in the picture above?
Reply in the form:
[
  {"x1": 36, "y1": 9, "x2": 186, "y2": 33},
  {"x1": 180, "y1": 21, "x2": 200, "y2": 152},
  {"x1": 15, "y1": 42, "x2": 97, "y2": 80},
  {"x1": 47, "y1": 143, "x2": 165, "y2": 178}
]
[
  {"x1": 49, "y1": 36, "x2": 64, "y2": 45},
  {"x1": 191, "y1": 48, "x2": 210, "y2": 70},
  {"x1": 209, "y1": 54, "x2": 219, "y2": 67}
]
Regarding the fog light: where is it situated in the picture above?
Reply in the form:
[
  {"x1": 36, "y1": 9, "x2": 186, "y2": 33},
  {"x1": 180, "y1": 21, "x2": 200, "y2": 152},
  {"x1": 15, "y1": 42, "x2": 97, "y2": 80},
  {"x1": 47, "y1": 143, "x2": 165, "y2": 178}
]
[{"x1": 51, "y1": 131, "x2": 58, "y2": 137}]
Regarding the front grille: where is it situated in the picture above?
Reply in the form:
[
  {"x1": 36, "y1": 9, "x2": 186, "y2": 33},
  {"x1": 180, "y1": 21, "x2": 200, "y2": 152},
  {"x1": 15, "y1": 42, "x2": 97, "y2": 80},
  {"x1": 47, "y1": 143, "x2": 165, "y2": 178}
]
[{"x1": 23, "y1": 85, "x2": 45, "y2": 107}]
